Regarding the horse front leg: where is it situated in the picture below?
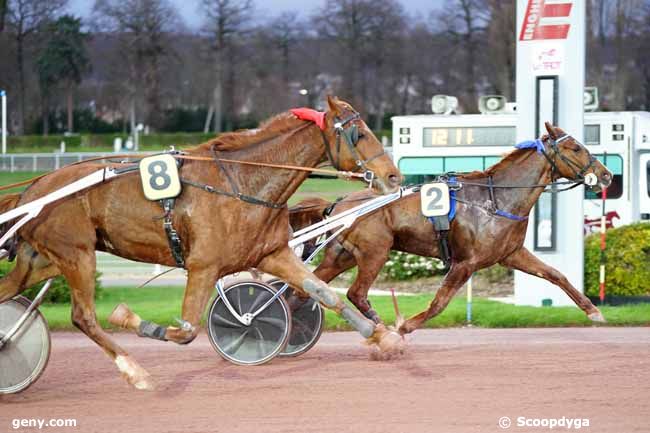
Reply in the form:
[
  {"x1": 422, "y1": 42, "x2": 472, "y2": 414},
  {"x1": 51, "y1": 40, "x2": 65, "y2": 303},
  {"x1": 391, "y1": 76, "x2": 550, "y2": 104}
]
[
  {"x1": 109, "y1": 267, "x2": 218, "y2": 344},
  {"x1": 398, "y1": 261, "x2": 473, "y2": 335},
  {"x1": 257, "y1": 246, "x2": 404, "y2": 355},
  {"x1": 500, "y1": 247, "x2": 605, "y2": 322}
]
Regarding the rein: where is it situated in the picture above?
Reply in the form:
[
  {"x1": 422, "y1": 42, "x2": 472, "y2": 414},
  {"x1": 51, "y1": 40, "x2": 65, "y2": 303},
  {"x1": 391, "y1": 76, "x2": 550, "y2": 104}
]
[
  {"x1": 0, "y1": 150, "x2": 369, "y2": 194},
  {"x1": 436, "y1": 135, "x2": 599, "y2": 221}
]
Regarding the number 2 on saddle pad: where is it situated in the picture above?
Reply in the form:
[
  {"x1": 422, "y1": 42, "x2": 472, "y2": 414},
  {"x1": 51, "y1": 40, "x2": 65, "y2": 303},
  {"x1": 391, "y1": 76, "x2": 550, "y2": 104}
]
[
  {"x1": 420, "y1": 183, "x2": 450, "y2": 217},
  {"x1": 139, "y1": 154, "x2": 181, "y2": 201}
]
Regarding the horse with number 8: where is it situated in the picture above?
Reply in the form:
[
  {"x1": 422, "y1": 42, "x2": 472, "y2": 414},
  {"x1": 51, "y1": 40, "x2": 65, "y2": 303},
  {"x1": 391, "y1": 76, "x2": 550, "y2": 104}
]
[{"x1": 0, "y1": 96, "x2": 403, "y2": 391}]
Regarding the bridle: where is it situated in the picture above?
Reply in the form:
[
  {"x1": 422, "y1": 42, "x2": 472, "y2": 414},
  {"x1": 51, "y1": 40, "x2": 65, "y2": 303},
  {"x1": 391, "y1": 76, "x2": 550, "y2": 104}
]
[
  {"x1": 540, "y1": 134, "x2": 599, "y2": 186},
  {"x1": 320, "y1": 111, "x2": 385, "y2": 184}
]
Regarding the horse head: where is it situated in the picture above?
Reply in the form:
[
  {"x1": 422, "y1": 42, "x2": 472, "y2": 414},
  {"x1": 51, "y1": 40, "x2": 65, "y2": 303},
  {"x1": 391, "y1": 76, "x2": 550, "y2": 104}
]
[
  {"x1": 321, "y1": 96, "x2": 402, "y2": 194},
  {"x1": 543, "y1": 122, "x2": 612, "y2": 192}
]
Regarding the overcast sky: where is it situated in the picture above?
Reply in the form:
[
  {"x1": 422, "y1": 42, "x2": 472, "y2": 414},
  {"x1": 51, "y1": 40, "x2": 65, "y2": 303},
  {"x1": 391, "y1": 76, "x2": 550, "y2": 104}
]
[{"x1": 69, "y1": 0, "x2": 445, "y2": 29}]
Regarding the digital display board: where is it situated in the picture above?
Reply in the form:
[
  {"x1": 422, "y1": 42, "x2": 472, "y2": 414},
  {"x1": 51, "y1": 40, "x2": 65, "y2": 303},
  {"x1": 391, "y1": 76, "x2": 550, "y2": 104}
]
[
  {"x1": 584, "y1": 124, "x2": 600, "y2": 145},
  {"x1": 423, "y1": 126, "x2": 516, "y2": 147}
]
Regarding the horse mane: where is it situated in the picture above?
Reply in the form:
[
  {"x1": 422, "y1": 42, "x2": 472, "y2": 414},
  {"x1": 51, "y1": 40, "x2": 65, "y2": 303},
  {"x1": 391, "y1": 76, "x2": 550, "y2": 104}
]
[
  {"x1": 197, "y1": 111, "x2": 312, "y2": 152},
  {"x1": 459, "y1": 137, "x2": 548, "y2": 180}
]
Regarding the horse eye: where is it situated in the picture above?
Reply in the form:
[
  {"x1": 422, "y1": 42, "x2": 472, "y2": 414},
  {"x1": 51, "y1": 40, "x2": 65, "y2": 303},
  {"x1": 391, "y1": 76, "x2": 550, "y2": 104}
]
[{"x1": 358, "y1": 133, "x2": 365, "y2": 140}]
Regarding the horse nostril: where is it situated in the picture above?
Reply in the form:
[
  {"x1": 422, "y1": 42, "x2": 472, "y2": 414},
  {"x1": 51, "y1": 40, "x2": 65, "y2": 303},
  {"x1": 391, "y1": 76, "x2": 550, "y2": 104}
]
[{"x1": 388, "y1": 174, "x2": 401, "y2": 187}]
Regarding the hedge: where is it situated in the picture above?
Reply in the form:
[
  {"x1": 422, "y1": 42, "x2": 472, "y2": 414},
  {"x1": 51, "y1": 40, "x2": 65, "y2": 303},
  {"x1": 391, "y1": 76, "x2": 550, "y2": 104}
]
[
  {"x1": 585, "y1": 222, "x2": 650, "y2": 297},
  {"x1": 6, "y1": 132, "x2": 215, "y2": 153},
  {"x1": 0, "y1": 260, "x2": 103, "y2": 304},
  {"x1": 381, "y1": 251, "x2": 446, "y2": 280}
]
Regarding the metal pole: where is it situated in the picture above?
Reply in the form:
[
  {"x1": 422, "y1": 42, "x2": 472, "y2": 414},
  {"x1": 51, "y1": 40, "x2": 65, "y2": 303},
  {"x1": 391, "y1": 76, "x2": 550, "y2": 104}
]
[
  {"x1": 1, "y1": 90, "x2": 6, "y2": 154},
  {"x1": 599, "y1": 154, "x2": 608, "y2": 304},
  {"x1": 466, "y1": 275, "x2": 473, "y2": 325}
]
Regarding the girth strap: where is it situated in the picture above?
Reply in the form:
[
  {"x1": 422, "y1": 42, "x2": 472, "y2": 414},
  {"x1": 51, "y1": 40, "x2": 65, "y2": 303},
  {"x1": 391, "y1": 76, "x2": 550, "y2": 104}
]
[{"x1": 161, "y1": 198, "x2": 185, "y2": 268}]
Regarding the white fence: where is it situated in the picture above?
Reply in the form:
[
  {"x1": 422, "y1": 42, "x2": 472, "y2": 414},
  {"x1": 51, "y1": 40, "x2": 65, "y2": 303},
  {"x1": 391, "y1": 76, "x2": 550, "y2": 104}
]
[{"x1": 0, "y1": 152, "x2": 147, "y2": 172}]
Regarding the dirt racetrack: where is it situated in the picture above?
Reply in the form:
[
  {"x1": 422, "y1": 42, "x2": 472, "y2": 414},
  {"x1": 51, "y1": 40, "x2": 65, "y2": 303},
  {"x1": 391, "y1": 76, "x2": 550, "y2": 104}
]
[{"x1": 1, "y1": 328, "x2": 649, "y2": 433}]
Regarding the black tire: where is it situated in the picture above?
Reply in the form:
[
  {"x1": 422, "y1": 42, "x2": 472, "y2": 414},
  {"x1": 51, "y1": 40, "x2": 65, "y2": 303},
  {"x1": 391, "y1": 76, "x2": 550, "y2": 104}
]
[
  {"x1": 0, "y1": 296, "x2": 51, "y2": 394},
  {"x1": 207, "y1": 280, "x2": 291, "y2": 366},
  {"x1": 266, "y1": 278, "x2": 324, "y2": 357}
]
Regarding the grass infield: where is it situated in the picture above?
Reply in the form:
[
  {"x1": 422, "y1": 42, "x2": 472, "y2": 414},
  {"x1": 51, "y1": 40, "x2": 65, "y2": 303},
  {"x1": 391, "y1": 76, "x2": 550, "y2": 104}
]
[{"x1": 38, "y1": 285, "x2": 650, "y2": 331}]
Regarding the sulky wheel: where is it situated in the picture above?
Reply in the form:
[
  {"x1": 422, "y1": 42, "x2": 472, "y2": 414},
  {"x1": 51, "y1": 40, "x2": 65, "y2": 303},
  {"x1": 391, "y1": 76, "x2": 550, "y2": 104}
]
[
  {"x1": 266, "y1": 278, "x2": 324, "y2": 357},
  {"x1": 208, "y1": 280, "x2": 291, "y2": 366},
  {"x1": 0, "y1": 296, "x2": 51, "y2": 394}
]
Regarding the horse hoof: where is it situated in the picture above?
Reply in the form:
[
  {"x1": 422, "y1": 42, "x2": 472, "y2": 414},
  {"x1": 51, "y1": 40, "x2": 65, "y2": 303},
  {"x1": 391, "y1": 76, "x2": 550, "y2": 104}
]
[
  {"x1": 133, "y1": 376, "x2": 156, "y2": 391},
  {"x1": 368, "y1": 325, "x2": 405, "y2": 360},
  {"x1": 109, "y1": 303, "x2": 141, "y2": 330},
  {"x1": 115, "y1": 355, "x2": 155, "y2": 391},
  {"x1": 588, "y1": 311, "x2": 607, "y2": 323}
]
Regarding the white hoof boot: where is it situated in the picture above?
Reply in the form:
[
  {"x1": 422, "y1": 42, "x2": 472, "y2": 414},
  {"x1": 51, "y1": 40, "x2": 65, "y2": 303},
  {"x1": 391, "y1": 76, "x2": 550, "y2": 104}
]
[
  {"x1": 115, "y1": 355, "x2": 155, "y2": 391},
  {"x1": 588, "y1": 311, "x2": 607, "y2": 323}
]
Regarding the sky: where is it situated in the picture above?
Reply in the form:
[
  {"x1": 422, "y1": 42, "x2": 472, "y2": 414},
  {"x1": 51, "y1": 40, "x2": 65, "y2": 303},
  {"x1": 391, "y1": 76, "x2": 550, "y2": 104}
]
[{"x1": 69, "y1": 0, "x2": 445, "y2": 29}]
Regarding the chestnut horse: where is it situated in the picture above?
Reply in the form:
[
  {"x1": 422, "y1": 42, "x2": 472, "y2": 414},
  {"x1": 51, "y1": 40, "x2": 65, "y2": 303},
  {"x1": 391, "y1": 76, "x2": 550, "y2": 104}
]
[
  {"x1": 290, "y1": 123, "x2": 612, "y2": 334},
  {"x1": 0, "y1": 96, "x2": 402, "y2": 390}
]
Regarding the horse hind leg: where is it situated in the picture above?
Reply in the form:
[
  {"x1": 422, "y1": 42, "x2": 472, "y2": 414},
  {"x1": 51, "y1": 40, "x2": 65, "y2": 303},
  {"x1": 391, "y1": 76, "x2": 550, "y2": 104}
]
[
  {"x1": 0, "y1": 242, "x2": 60, "y2": 303},
  {"x1": 55, "y1": 249, "x2": 154, "y2": 390}
]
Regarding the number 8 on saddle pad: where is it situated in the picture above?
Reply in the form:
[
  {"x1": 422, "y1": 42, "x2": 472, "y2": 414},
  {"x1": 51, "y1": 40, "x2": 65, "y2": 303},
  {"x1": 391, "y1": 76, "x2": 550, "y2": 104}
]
[
  {"x1": 139, "y1": 154, "x2": 182, "y2": 201},
  {"x1": 420, "y1": 182, "x2": 451, "y2": 217}
]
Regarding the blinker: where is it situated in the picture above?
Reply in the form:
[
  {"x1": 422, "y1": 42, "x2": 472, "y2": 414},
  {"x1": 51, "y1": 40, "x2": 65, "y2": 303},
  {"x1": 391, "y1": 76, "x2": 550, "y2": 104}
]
[
  {"x1": 343, "y1": 124, "x2": 359, "y2": 146},
  {"x1": 584, "y1": 172, "x2": 598, "y2": 187}
]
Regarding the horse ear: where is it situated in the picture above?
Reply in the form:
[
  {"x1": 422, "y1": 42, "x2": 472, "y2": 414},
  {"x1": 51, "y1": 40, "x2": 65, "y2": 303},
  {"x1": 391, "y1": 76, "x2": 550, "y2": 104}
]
[
  {"x1": 544, "y1": 122, "x2": 557, "y2": 139},
  {"x1": 327, "y1": 95, "x2": 342, "y2": 115}
]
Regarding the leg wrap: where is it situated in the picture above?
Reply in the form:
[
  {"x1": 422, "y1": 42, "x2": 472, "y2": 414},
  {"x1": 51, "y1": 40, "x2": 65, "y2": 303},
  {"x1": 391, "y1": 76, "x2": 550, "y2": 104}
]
[
  {"x1": 364, "y1": 308, "x2": 381, "y2": 323},
  {"x1": 341, "y1": 305, "x2": 375, "y2": 338},
  {"x1": 137, "y1": 320, "x2": 168, "y2": 341},
  {"x1": 303, "y1": 278, "x2": 375, "y2": 338}
]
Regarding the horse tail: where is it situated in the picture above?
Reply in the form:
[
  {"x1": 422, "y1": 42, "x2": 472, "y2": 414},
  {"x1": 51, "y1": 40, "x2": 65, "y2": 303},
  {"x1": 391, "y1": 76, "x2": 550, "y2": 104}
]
[
  {"x1": 0, "y1": 193, "x2": 22, "y2": 260},
  {"x1": 289, "y1": 197, "x2": 331, "y2": 231}
]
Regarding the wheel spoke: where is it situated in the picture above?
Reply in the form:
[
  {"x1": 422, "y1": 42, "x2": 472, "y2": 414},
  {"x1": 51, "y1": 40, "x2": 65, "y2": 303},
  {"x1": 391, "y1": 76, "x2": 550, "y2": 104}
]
[
  {"x1": 235, "y1": 288, "x2": 243, "y2": 316},
  {"x1": 221, "y1": 329, "x2": 250, "y2": 355},
  {"x1": 211, "y1": 312, "x2": 243, "y2": 329},
  {"x1": 255, "y1": 316, "x2": 287, "y2": 330},
  {"x1": 247, "y1": 290, "x2": 272, "y2": 314},
  {"x1": 252, "y1": 327, "x2": 266, "y2": 359}
]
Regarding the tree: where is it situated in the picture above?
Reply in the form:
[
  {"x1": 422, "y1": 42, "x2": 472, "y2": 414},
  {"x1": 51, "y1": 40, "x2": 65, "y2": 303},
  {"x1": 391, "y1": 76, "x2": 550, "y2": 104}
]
[
  {"x1": 93, "y1": 0, "x2": 180, "y2": 131},
  {"x1": 436, "y1": 0, "x2": 488, "y2": 112},
  {"x1": 314, "y1": 0, "x2": 406, "y2": 118},
  {"x1": 201, "y1": 0, "x2": 253, "y2": 133},
  {"x1": 0, "y1": 0, "x2": 7, "y2": 32},
  {"x1": 36, "y1": 15, "x2": 90, "y2": 134},
  {"x1": 485, "y1": 0, "x2": 515, "y2": 100},
  {"x1": 269, "y1": 12, "x2": 300, "y2": 95},
  {"x1": 7, "y1": 0, "x2": 66, "y2": 134}
]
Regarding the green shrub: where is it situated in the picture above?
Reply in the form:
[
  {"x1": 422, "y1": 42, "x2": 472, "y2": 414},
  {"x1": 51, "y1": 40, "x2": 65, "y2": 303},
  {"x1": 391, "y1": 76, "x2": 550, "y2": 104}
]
[
  {"x1": 8, "y1": 134, "x2": 82, "y2": 150},
  {"x1": 475, "y1": 264, "x2": 513, "y2": 283},
  {"x1": 5, "y1": 132, "x2": 215, "y2": 153},
  {"x1": 0, "y1": 260, "x2": 103, "y2": 304},
  {"x1": 381, "y1": 251, "x2": 446, "y2": 281},
  {"x1": 584, "y1": 222, "x2": 650, "y2": 297}
]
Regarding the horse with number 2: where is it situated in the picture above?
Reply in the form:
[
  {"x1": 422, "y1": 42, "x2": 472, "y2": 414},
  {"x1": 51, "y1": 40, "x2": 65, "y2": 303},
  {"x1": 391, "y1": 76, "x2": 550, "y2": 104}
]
[
  {"x1": 291, "y1": 123, "x2": 612, "y2": 336},
  {"x1": 0, "y1": 96, "x2": 404, "y2": 394}
]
